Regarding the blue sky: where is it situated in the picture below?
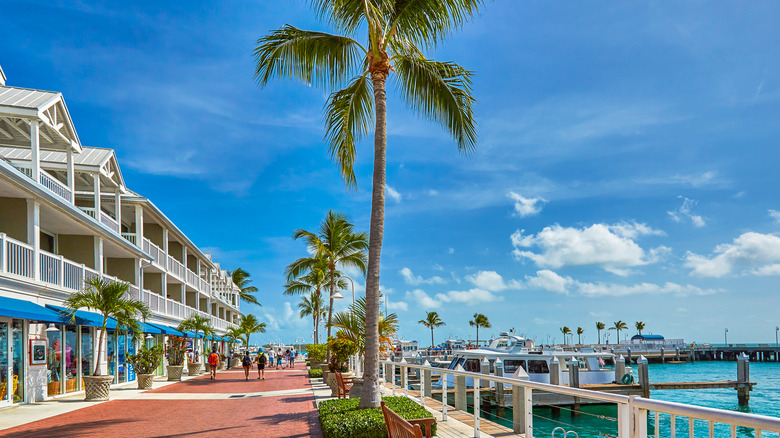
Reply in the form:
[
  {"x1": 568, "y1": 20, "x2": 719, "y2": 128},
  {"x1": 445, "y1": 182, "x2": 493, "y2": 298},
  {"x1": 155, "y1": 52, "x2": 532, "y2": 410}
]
[{"x1": 3, "y1": 1, "x2": 780, "y2": 346}]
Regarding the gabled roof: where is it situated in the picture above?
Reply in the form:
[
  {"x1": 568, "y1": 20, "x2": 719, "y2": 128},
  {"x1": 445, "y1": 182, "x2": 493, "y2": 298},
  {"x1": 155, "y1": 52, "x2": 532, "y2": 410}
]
[
  {"x1": 0, "y1": 85, "x2": 81, "y2": 152},
  {"x1": 0, "y1": 145, "x2": 124, "y2": 188}
]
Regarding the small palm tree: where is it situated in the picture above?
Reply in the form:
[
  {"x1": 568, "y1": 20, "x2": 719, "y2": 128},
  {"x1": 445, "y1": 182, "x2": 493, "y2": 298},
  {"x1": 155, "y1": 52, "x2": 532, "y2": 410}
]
[
  {"x1": 177, "y1": 314, "x2": 215, "y2": 363},
  {"x1": 238, "y1": 314, "x2": 267, "y2": 348},
  {"x1": 64, "y1": 277, "x2": 149, "y2": 376},
  {"x1": 329, "y1": 296, "x2": 398, "y2": 356},
  {"x1": 560, "y1": 326, "x2": 572, "y2": 345},
  {"x1": 229, "y1": 268, "x2": 260, "y2": 306},
  {"x1": 635, "y1": 321, "x2": 646, "y2": 335},
  {"x1": 576, "y1": 327, "x2": 585, "y2": 345},
  {"x1": 225, "y1": 326, "x2": 243, "y2": 352},
  {"x1": 418, "y1": 311, "x2": 446, "y2": 348},
  {"x1": 596, "y1": 322, "x2": 606, "y2": 344},
  {"x1": 610, "y1": 320, "x2": 629, "y2": 343},
  {"x1": 469, "y1": 313, "x2": 491, "y2": 346},
  {"x1": 298, "y1": 291, "x2": 329, "y2": 345}
]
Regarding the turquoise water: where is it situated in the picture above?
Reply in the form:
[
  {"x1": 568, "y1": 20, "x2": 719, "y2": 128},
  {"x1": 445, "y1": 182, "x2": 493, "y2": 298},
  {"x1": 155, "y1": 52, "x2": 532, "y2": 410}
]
[{"x1": 438, "y1": 361, "x2": 780, "y2": 437}]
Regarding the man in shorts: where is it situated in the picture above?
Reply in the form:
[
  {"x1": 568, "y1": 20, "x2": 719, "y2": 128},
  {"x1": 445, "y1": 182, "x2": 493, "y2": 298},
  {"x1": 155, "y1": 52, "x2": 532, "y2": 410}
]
[
  {"x1": 208, "y1": 349, "x2": 220, "y2": 380},
  {"x1": 257, "y1": 351, "x2": 267, "y2": 379},
  {"x1": 268, "y1": 349, "x2": 275, "y2": 369},
  {"x1": 242, "y1": 351, "x2": 252, "y2": 380},
  {"x1": 277, "y1": 349, "x2": 283, "y2": 369}
]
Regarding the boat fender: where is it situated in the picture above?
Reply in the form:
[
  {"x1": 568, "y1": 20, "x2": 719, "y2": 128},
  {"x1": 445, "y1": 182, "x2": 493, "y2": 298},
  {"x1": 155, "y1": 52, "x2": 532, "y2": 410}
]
[{"x1": 620, "y1": 373, "x2": 634, "y2": 385}]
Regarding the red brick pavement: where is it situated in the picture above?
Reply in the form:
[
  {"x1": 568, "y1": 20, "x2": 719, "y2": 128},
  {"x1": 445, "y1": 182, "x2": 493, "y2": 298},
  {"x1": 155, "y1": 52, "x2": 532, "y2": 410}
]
[
  {"x1": 149, "y1": 367, "x2": 309, "y2": 393},
  {"x1": 1, "y1": 369, "x2": 322, "y2": 438}
]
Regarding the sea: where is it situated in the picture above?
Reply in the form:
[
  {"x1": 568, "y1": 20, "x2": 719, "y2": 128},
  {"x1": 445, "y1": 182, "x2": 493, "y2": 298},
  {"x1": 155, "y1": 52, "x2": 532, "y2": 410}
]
[{"x1": 449, "y1": 361, "x2": 780, "y2": 438}]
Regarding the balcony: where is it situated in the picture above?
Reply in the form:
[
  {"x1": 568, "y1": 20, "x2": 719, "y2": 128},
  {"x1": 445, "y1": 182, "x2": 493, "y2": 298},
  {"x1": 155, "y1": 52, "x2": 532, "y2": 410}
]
[
  {"x1": 77, "y1": 207, "x2": 120, "y2": 233},
  {"x1": 10, "y1": 164, "x2": 73, "y2": 203},
  {"x1": 142, "y1": 238, "x2": 165, "y2": 270}
]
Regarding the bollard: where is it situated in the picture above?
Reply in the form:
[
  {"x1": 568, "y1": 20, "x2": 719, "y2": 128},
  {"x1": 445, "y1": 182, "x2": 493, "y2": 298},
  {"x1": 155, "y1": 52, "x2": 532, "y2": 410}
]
[
  {"x1": 400, "y1": 358, "x2": 408, "y2": 396},
  {"x1": 676, "y1": 347, "x2": 680, "y2": 361},
  {"x1": 454, "y1": 364, "x2": 467, "y2": 411},
  {"x1": 627, "y1": 348, "x2": 632, "y2": 365},
  {"x1": 550, "y1": 356, "x2": 560, "y2": 385},
  {"x1": 512, "y1": 385, "x2": 533, "y2": 436},
  {"x1": 494, "y1": 358, "x2": 505, "y2": 408},
  {"x1": 615, "y1": 355, "x2": 626, "y2": 383},
  {"x1": 480, "y1": 357, "x2": 491, "y2": 388},
  {"x1": 737, "y1": 353, "x2": 751, "y2": 405},
  {"x1": 568, "y1": 358, "x2": 581, "y2": 416},
  {"x1": 422, "y1": 360, "x2": 432, "y2": 398},
  {"x1": 660, "y1": 347, "x2": 665, "y2": 364},
  {"x1": 637, "y1": 355, "x2": 650, "y2": 398}
]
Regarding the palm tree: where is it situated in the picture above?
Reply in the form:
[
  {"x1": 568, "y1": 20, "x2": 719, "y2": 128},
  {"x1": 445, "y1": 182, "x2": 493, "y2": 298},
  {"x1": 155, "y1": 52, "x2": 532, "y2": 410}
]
[
  {"x1": 229, "y1": 268, "x2": 260, "y2": 306},
  {"x1": 298, "y1": 291, "x2": 329, "y2": 345},
  {"x1": 225, "y1": 326, "x2": 243, "y2": 352},
  {"x1": 64, "y1": 277, "x2": 149, "y2": 376},
  {"x1": 255, "y1": 0, "x2": 481, "y2": 409},
  {"x1": 418, "y1": 311, "x2": 445, "y2": 348},
  {"x1": 609, "y1": 320, "x2": 629, "y2": 343},
  {"x1": 469, "y1": 313, "x2": 491, "y2": 346},
  {"x1": 560, "y1": 326, "x2": 572, "y2": 345},
  {"x1": 596, "y1": 322, "x2": 605, "y2": 344},
  {"x1": 329, "y1": 295, "x2": 398, "y2": 356},
  {"x1": 635, "y1": 321, "x2": 646, "y2": 336},
  {"x1": 288, "y1": 211, "x2": 367, "y2": 357},
  {"x1": 177, "y1": 314, "x2": 215, "y2": 363},
  {"x1": 576, "y1": 327, "x2": 584, "y2": 345},
  {"x1": 237, "y1": 314, "x2": 267, "y2": 348}
]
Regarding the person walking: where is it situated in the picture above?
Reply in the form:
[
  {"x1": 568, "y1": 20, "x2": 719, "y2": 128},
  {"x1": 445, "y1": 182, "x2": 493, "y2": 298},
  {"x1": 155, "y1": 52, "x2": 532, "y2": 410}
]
[
  {"x1": 257, "y1": 351, "x2": 266, "y2": 380},
  {"x1": 289, "y1": 349, "x2": 295, "y2": 368},
  {"x1": 277, "y1": 349, "x2": 283, "y2": 369},
  {"x1": 226, "y1": 350, "x2": 233, "y2": 370},
  {"x1": 208, "y1": 349, "x2": 220, "y2": 380},
  {"x1": 267, "y1": 349, "x2": 275, "y2": 369},
  {"x1": 242, "y1": 351, "x2": 252, "y2": 380}
]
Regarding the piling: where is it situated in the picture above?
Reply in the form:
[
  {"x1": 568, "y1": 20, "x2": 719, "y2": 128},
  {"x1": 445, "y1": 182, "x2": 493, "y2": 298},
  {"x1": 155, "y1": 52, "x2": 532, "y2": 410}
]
[
  {"x1": 660, "y1": 347, "x2": 665, "y2": 363},
  {"x1": 549, "y1": 357, "x2": 561, "y2": 416},
  {"x1": 737, "y1": 353, "x2": 751, "y2": 406},
  {"x1": 400, "y1": 358, "x2": 408, "y2": 392},
  {"x1": 454, "y1": 364, "x2": 467, "y2": 411},
  {"x1": 637, "y1": 355, "x2": 650, "y2": 398},
  {"x1": 480, "y1": 357, "x2": 491, "y2": 388},
  {"x1": 615, "y1": 355, "x2": 626, "y2": 383},
  {"x1": 422, "y1": 360, "x2": 432, "y2": 398},
  {"x1": 568, "y1": 358, "x2": 581, "y2": 416},
  {"x1": 494, "y1": 358, "x2": 505, "y2": 409},
  {"x1": 675, "y1": 347, "x2": 680, "y2": 361},
  {"x1": 627, "y1": 348, "x2": 632, "y2": 365}
]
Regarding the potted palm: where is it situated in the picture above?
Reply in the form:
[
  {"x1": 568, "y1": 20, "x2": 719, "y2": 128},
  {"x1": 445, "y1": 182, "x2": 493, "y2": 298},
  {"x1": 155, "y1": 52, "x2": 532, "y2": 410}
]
[
  {"x1": 177, "y1": 314, "x2": 214, "y2": 375},
  {"x1": 226, "y1": 327, "x2": 243, "y2": 368},
  {"x1": 325, "y1": 337, "x2": 357, "y2": 396},
  {"x1": 128, "y1": 344, "x2": 164, "y2": 389},
  {"x1": 166, "y1": 336, "x2": 186, "y2": 381},
  {"x1": 64, "y1": 277, "x2": 149, "y2": 401}
]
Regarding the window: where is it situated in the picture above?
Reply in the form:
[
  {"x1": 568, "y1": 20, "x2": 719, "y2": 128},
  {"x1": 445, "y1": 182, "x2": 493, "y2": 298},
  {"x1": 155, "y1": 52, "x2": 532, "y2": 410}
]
[
  {"x1": 504, "y1": 360, "x2": 526, "y2": 375},
  {"x1": 463, "y1": 359, "x2": 480, "y2": 372},
  {"x1": 527, "y1": 360, "x2": 549, "y2": 374}
]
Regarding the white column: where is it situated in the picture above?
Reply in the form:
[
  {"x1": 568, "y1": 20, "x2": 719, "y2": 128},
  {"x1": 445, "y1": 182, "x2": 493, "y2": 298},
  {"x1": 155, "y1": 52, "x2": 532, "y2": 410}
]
[
  {"x1": 161, "y1": 272, "x2": 167, "y2": 298},
  {"x1": 114, "y1": 189, "x2": 121, "y2": 230},
  {"x1": 94, "y1": 236, "x2": 104, "y2": 273},
  {"x1": 92, "y1": 173, "x2": 100, "y2": 217},
  {"x1": 134, "y1": 205, "x2": 143, "y2": 247},
  {"x1": 27, "y1": 200, "x2": 40, "y2": 281},
  {"x1": 30, "y1": 121, "x2": 40, "y2": 182},
  {"x1": 182, "y1": 246, "x2": 187, "y2": 268},
  {"x1": 162, "y1": 228, "x2": 169, "y2": 261},
  {"x1": 66, "y1": 148, "x2": 74, "y2": 202}
]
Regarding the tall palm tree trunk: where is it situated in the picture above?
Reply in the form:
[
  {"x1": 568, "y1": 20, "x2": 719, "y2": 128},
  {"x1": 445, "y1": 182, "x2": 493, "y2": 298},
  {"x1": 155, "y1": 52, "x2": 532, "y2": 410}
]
[
  {"x1": 431, "y1": 328, "x2": 434, "y2": 349},
  {"x1": 359, "y1": 71, "x2": 388, "y2": 410},
  {"x1": 326, "y1": 268, "x2": 335, "y2": 359},
  {"x1": 95, "y1": 318, "x2": 108, "y2": 376},
  {"x1": 476, "y1": 326, "x2": 479, "y2": 346}
]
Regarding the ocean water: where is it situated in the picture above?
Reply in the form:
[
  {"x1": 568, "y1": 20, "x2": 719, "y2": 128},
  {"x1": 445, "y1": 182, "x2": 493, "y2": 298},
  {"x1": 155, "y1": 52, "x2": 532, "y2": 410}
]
[{"x1": 442, "y1": 361, "x2": 780, "y2": 438}]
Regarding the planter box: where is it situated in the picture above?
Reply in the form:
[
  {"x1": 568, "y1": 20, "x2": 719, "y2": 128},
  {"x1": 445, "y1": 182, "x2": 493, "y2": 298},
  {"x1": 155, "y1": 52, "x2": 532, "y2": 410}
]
[
  {"x1": 167, "y1": 365, "x2": 184, "y2": 381},
  {"x1": 188, "y1": 363, "x2": 202, "y2": 375},
  {"x1": 83, "y1": 375, "x2": 114, "y2": 401},
  {"x1": 137, "y1": 374, "x2": 155, "y2": 390}
]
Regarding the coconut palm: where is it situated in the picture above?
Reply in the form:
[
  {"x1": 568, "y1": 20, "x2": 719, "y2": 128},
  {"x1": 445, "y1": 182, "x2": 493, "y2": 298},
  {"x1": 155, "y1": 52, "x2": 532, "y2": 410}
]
[
  {"x1": 254, "y1": 0, "x2": 482, "y2": 409},
  {"x1": 418, "y1": 311, "x2": 445, "y2": 348},
  {"x1": 237, "y1": 314, "x2": 267, "y2": 348},
  {"x1": 64, "y1": 277, "x2": 149, "y2": 376},
  {"x1": 576, "y1": 327, "x2": 585, "y2": 345},
  {"x1": 229, "y1": 268, "x2": 260, "y2": 306},
  {"x1": 560, "y1": 326, "x2": 572, "y2": 345},
  {"x1": 329, "y1": 296, "x2": 398, "y2": 355},
  {"x1": 609, "y1": 320, "x2": 629, "y2": 343},
  {"x1": 596, "y1": 321, "x2": 605, "y2": 344},
  {"x1": 288, "y1": 211, "x2": 367, "y2": 357},
  {"x1": 225, "y1": 326, "x2": 243, "y2": 352},
  {"x1": 177, "y1": 314, "x2": 215, "y2": 363},
  {"x1": 635, "y1": 321, "x2": 646, "y2": 335},
  {"x1": 469, "y1": 313, "x2": 491, "y2": 346},
  {"x1": 298, "y1": 291, "x2": 329, "y2": 345}
]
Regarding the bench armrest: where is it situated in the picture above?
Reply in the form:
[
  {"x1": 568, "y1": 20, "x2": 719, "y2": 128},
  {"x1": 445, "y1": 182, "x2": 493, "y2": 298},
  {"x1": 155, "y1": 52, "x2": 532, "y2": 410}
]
[{"x1": 407, "y1": 417, "x2": 436, "y2": 438}]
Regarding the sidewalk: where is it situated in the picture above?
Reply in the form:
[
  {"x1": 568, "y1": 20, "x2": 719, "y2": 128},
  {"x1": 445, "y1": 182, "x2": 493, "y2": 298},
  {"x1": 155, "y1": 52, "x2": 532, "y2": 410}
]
[{"x1": 0, "y1": 367, "x2": 322, "y2": 438}]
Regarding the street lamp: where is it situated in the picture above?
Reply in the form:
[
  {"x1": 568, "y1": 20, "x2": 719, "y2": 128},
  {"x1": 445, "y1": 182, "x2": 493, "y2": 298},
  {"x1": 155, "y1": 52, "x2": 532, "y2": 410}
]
[
  {"x1": 775, "y1": 326, "x2": 778, "y2": 346},
  {"x1": 341, "y1": 275, "x2": 356, "y2": 305},
  {"x1": 725, "y1": 328, "x2": 728, "y2": 345}
]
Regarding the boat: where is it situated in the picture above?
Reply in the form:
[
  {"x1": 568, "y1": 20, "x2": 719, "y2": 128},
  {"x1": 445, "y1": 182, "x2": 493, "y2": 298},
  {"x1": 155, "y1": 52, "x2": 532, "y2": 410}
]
[{"x1": 393, "y1": 339, "x2": 420, "y2": 359}]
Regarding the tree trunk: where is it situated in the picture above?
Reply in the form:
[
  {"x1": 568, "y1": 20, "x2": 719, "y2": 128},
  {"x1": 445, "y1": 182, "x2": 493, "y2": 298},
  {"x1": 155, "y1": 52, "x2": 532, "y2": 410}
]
[
  {"x1": 431, "y1": 328, "x2": 434, "y2": 349},
  {"x1": 476, "y1": 326, "x2": 479, "y2": 346},
  {"x1": 94, "y1": 322, "x2": 107, "y2": 376},
  {"x1": 358, "y1": 72, "x2": 388, "y2": 410},
  {"x1": 326, "y1": 266, "x2": 335, "y2": 360}
]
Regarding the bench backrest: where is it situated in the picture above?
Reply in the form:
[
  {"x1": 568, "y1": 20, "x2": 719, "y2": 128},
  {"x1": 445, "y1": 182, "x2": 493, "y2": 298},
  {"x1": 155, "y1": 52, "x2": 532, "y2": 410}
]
[{"x1": 381, "y1": 401, "x2": 423, "y2": 438}]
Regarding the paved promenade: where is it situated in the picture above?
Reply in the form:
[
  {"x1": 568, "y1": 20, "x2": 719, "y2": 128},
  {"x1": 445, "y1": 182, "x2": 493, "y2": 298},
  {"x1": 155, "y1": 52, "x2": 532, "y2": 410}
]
[{"x1": 0, "y1": 366, "x2": 322, "y2": 438}]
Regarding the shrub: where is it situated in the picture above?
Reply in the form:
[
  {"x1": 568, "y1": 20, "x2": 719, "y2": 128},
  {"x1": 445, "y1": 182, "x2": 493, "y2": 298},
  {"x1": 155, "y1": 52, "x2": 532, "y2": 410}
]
[
  {"x1": 328, "y1": 337, "x2": 357, "y2": 372},
  {"x1": 308, "y1": 368, "x2": 323, "y2": 378},
  {"x1": 166, "y1": 337, "x2": 187, "y2": 366},
  {"x1": 319, "y1": 396, "x2": 436, "y2": 438},
  {"x1": 307, "y1": 344, "x2": 327, "y2": 364},
  {"x1": 128, "y1": 344, "x2": 164, "y2": 374}
]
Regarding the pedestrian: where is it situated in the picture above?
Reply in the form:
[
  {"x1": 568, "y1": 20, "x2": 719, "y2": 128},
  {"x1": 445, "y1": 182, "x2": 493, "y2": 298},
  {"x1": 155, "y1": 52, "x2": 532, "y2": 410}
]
[
  {"x1": 208, "y1": 349, "x2": 220, "y2": 380},
  {"x1": 277, "y1": 349, "x2": 283, "y2": 369},
  {"x1": 257, "y1": 351, "x2": 266, "y2": 380},
  {"x1": 242, "y1": 351, "x2": 252, "y2": 380},
  {"x1": 227, "y1": 350, "x2": 233, "y2": 370},
  {"x1": 268, "y1": 349, "x2": 275, "y2": 369},
  {"x1": 289, "y1": 349, "x2": 295, "y2": 368}
]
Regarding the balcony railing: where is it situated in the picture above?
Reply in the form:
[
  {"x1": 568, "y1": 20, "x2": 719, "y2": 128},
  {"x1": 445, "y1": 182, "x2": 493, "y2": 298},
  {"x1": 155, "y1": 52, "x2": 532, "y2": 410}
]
[
  {"x1": 77, "y1": 206, "x2": 120, "y2": 234},
  {"x1": 185, "y1": 268, "x2": 198, "y2": 288},
  {"x1": 142, "y1": 238, "x2": 165, "y2": 270},
  {"x1": 167, "y1": 255, "x2": 185, "y2": 280},
  {"x1": 10, "y1": 164, "x2": 72, "y2": 203},
  {"x1": 121, "y1": 233, "x2": 137, "y2": 245},
  {"x1": 1, "y1": 234, "x2": 34, "y2": 278}
]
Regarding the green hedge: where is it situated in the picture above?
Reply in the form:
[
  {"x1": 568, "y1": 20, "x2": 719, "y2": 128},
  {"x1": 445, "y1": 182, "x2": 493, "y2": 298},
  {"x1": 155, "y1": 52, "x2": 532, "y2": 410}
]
[
  {"x1": 319, "y1": 396, "x2": 436, "y2": 438},
  {"x1": 308, "y1": 368, "x2": 323, "y2": 378}
]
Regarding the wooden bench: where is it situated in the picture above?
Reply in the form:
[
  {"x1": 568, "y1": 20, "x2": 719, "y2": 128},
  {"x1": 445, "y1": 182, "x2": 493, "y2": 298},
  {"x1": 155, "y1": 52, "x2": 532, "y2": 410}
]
[
  {"x1": 381, "y1": 401, "x2": 436, "y2": 438},
  {"x1": 335, "y1": 372, "x2": 353, "y2": 399}
]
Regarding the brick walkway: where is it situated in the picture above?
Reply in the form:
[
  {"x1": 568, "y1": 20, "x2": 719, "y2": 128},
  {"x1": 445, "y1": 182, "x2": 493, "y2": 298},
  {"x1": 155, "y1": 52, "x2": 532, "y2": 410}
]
[{"x1": 1, "y1": 367, "x2": 322, "y2": 438}]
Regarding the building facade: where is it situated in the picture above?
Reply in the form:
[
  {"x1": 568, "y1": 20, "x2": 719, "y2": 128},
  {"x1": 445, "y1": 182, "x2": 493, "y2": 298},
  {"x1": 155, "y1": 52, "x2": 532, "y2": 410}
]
[{"x1": 0, "y1": 66, "x2": 242, "y2": 407}]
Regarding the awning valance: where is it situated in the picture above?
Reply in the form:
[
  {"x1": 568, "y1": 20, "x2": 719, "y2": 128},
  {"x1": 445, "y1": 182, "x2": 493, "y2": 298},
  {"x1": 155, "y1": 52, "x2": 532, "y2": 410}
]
[{"x1": 0, "y1": 297, "x2": 66, "y2": 323}]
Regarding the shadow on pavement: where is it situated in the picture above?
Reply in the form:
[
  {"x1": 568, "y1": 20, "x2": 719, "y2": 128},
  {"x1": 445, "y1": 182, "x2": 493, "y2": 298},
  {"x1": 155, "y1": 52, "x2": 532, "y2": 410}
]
[
  {"x1": 2, "y1": 419, "x2": 139, "y2": 438},
  {"x1": 153, "y1": 426, "x2": 243, "y2": 437}
]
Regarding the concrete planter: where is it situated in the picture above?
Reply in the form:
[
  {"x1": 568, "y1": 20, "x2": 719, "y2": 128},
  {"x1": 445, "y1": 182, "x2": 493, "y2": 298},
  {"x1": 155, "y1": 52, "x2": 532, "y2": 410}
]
[
  {"x1": 167, "y1": 365, "x2": 184, "y2": 381},
  {"x1": 349, "y1": 377, "x2": 363, "y2": 399},
  {"x1": 188, "y1": 362, "x2": 202, "y2": 375},
  {"x1": 230, "y1": 358, "x2": 241, "y2": 368},
  {"x1": 218, "y1": 361, "x2": 226, "y2": 370},
  {"x1": 204, "y1": 363, "x2": 212, "y2": 373},
  {"x1": 83, "y1": 375, "x2": 114, "y2": 401},
  {"x1": 137, "y1": 374, "x2": 155, "y2": 390},
  {"x1": 326, "y1": 371, "x2": 354, "y2": 397}
]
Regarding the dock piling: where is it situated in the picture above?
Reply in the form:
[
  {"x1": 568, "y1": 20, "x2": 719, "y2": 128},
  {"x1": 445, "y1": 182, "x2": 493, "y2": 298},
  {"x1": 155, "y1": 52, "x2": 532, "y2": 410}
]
[
  {"x1": 454, "y1": 364, "x2": 467, "y2": 411},
  {"x1": 494, "y1": 358, "x2": 505, "y2": 408},
  {"x1": 627, "y1": 348, "x2": 632, "y2": 364},
  {"x1": 615, "y1": 355, "x2": 626, "y2": 383},
  {"x1": 660, "y1": 347, "x2": 665, "y2": 363},
  {"x1": 549, "y1": 357, "x2": 561, "y2": 416},
  {"x1": 480, "y1": 357, "x2": 490, "y2": 388},
  {"x1": 568, "y1": 358, "x2": 581, "y2": 416},
  {"x1": 737, "y1": 353, "x2": 751, "y2": 406},
  {"x1": 422, "y1": 360, "x2": 432, "y2": 398},
  {"x1": 637, "y1": 355, "x2": 650, "y2": 398}
]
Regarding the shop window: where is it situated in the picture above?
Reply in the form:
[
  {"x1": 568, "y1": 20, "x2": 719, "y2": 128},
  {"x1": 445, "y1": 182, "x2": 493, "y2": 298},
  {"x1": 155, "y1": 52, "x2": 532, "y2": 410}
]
[
  {"x1": 64, "y1": 326, "x2": 78, "y2": 393},
  {"x1": 47, "y1": 328, "x2": 63, "y2": 396},
  {"x1": 81, "y1": 327, "x2": 93, "y2": 377},
  {"x1": 12, "y1": 320, "x2": 24, "y2": 402}
]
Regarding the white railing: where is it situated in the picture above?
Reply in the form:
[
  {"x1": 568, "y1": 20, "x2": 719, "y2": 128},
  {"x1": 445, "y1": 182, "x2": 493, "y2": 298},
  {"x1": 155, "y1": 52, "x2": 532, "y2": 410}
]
[
  {"x1": 39, "y1": 249, "x2": 61, "y2": 285},
  {"x1": 199, "y1": 277, "x2": 210, "y2": 294},
  {"x1": 381, "y1": 360, "x2": 780, "y2": 438},
  {"x1": 100, "y1": 210, "x2": 119, "y2": 233},
  {"x1": 78, "y1": 206, "x2": 97, "y2": 219},
  {"x1": 186, "y1": 268, "x2": 198, "y2": 288},
  {"x1": 1, "y1": 234, "x2": 34, "y2": 278},
  {"x1": 39, "y1": 171, "x2": 72, "y2": 203},
  {"x1": 11, "y1": 163, "x2": 34, "y2": 179},
  {"x1": 121, "y1": 233, "x2": 137, "y2": 245},
  {"x1": 142, "y1": 238, "x2": 165, "y2": 269},
  {"x1": 167, "y1": 255, "x2": 185, "y2": 280},
  {"x1": 63, "y1": 259, "x2": 83, "y2": 290}
]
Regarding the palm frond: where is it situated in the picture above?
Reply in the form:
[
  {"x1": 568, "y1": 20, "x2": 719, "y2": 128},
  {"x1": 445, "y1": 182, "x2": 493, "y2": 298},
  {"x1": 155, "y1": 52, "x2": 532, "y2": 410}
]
[
  {"x1": 324, "y1": 74, "x2": 374, "y2": 189},
  {"x1": 254, "y1": 25, "x2": 364, "y2": 90},
  {"x1": 393, "y1": 48, "x2": 476, "y2": 152},
  {"x1": 309, "y1": 0, "x2": 389, "y2": 35},
  {"x1": 385, "y1": 0, "x2": 484, "y2": 48}
]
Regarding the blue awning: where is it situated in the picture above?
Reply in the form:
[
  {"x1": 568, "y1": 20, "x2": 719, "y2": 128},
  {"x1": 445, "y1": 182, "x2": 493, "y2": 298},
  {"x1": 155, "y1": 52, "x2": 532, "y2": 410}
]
[
  {"x1": 138, "y1": 322, "x2": 164, "y2": 335},
  {"x1": 144, "y1": 322, "x2": 185, "y2": 336},
  {"x1": 183, "y1": 331, "x2": 202, "y2": 339},
  {"x1": 46, "y1": 305, "x2": 119, "y2": 329},
  {"x1": 0, "y1": 296, "x2": 67, "y2": 323}
]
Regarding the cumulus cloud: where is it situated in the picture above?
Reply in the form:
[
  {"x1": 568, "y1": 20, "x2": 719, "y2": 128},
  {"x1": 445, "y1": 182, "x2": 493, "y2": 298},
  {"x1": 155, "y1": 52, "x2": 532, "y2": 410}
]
[
  {"x1": 465, "y1": 270, "x2": 521, "y2": 291},
  {"x1": 387, "y1": 301, "x2": 409, "y2": 311},
  {"x1": 508, "y1": 192, "x2": 548, "y2": 217},
  {"x1": 435, "y1": 288, "x2": 502, "y2": 305},
  {"x1": 400, "y1": 267, "x2": 446, "y2": 285},
  {"x1": 511, "y1": 222, "x2": 663, "y2": 275},
  {"x1": 406, "y1": 289, "x2": 442, "y2": 308},
  {"x1": 522, "y1": 270, "x2": 716, "y2": 297},
  {"x1": 386, "y1": 185, "x2": 402, "y2": 203},
  {"x1": 685, "y1": 232, "x2": 780, "y2": 277},
  {"x1": 668, "y1": 196, "x2": 705, "y2": 227},
  {"x1": 769, "y1": 210, "x2": 780, "y2": 223},
  {"x1": 524, "y1": 270, "x2": 575, "y2": 294}
]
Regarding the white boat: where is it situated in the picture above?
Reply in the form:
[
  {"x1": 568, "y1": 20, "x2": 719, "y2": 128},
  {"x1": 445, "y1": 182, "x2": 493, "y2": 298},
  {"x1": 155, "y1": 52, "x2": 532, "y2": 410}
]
[
  {"x1": 393, "y1": 339, "x2": 420, "y2": 358},
  {"x1": 436, "y1": 331, "x2": 628, "y2": 388}
]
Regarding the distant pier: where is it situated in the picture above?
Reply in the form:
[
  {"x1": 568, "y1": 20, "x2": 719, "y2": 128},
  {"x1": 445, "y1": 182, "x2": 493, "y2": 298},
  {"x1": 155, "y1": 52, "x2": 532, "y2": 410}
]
[{"x1": 609, "y1": 344, "x2": 780, "y2": 363}]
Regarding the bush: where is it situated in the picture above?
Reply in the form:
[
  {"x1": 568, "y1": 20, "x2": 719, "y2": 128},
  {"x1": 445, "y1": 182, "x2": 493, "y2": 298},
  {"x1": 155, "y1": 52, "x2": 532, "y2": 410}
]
[
  {"x1": 319, "y1": 396, "x2": 436, "y2": 438},
  {"x1": 307, "y1": 344, "x2": 327, "y2": 364},
  {"x1": 128, "y1": 344, "x2": 164, "y2": 374},
  {"x1": 328, "y1": 337, "x2": 357, "y2": 372},
  {"x1": 308, "y1": 368, "x2": 323, "y2": 378},
  {"x1": 166, "y1": 337, "x2": 187, "y2": 366}
]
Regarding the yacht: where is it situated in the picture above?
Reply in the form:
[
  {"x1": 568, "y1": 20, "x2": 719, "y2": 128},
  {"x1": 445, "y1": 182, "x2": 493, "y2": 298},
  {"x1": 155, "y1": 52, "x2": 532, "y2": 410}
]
[{"x1": 393, "y1": 339, "x2": 420, "y2": 358}]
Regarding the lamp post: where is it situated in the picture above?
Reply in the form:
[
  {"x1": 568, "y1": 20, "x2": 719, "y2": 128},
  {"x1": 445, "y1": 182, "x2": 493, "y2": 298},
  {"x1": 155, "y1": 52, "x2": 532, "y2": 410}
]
[
  {"x1": 775, "y1": 326, "x2": 778, "y2": 346},
  {"x1": 341, "y1": 275, "x2": 356, "y2": 306},
  {"x1": 725, "y1": 328, "x2": 728, "y2": 345}
]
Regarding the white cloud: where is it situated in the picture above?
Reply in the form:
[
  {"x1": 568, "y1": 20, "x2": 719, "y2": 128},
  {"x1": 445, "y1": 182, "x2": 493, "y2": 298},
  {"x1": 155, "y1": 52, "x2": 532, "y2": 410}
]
[
  {"x1": 406, "y1": 289, "x2": 442, "y2": 309},
  {"x1": 386, "y1": 185, "x2": 402, "y2": 203},
  {"x1": 668, "y1": 196, "x2": 706, "y2": 227},
  {"x1": 448, "y1": 247, "x2": 455, "y2": 254},
  {"x1": 465, "y1": 270, "x2": 520, "y2": 291},
  {"x1": 427, "y1": 189, "x2": 439, "y2": 196},
  {"x1": 525, "y1": 270, "x2": 575, "y2": 294},
  {"x1": 511, "y1": 222, "x2": 662, "y2": 275},
  {"x1": 685, "y1": 232, "x2": 780, "y2": 277},
  {"x1": 432, "y1": 263, "x2": 444, "y2": 271},
  {"x1": 435, "y1": 288, "x2": 502, "y2": 306},
  {"x1": 387, "y1": 301, "x2": 409, "y2": 311},
  {"x1": 400, "y1": 267, "x2": 446, "y2": 285},
  {"x1": 769, "y1": 210, "x2": 780, "y2": 223},
  {"x1": 508, "y1": 192, "x2": 548, "y2": 217},
  {"x1": 523, "y1": 270, "x2": 716, "y2": 297}
]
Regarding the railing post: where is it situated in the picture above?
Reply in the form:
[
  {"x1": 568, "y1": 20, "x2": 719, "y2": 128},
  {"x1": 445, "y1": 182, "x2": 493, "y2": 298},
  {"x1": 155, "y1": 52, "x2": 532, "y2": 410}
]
[
  {"x1": 617, "y1": 402, "x2": 631, "y2": 438},
  {"x1": 441, "y1": 370, "x2": 448, "y2": 422},
  {"x1": 512, "y1": 384, "x2": 532, "y2": 436},
  {"x1": 474, "y1": 377, "x2": 481, "y2": 437},
  {"x1": 390, "y1": 361, "x2": 396, "y2": 395},
  {"x1": 400, "y1": 358, "x2": 408, "y2": 396},
  {"x1": 0, "y1": 233, "x2": 6, "y2": 272},
  {"x1": 422, "y1": 359, "x2": 432, "y2": 398},
  {"x1": 454, "y1": 364, "x2": 466, "y2": 411},
  {"x1": 629, "y1": 396, "x2": 648, "y2": 438},
  {"x1": 58, "y1": 255, "x2": 64, "y2": 286}
]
